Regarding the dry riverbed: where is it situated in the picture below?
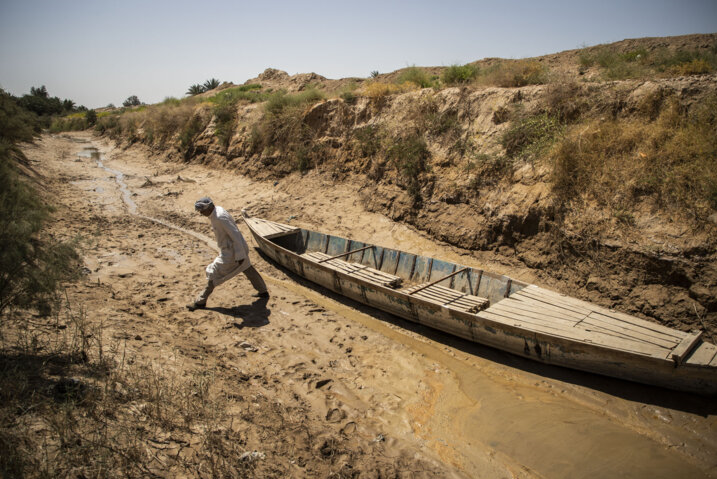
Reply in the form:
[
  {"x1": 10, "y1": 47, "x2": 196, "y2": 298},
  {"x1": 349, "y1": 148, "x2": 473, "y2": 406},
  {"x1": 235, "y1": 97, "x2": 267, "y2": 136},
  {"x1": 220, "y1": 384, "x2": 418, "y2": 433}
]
[{"x1": 9, "y1": 132, "x2": 717, "y2": 478}]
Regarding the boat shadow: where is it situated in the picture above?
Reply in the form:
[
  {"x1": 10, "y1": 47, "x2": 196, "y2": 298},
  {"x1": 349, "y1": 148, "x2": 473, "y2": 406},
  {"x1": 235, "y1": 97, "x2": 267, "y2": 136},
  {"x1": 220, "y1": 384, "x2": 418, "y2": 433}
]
[
  {"x1": 207, "y1": 297, "x2": 270, "y2": 329},
  {"x1": 256, "y1": 248, "x2": 717, "y2": 415}
]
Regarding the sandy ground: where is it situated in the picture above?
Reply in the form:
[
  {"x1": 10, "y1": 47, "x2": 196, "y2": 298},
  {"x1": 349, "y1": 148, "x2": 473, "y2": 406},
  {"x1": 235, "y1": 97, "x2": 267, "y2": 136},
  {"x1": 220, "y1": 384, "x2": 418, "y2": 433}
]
[{"x1": 22, "y1": 132, "x2": 717, "y2": 478}]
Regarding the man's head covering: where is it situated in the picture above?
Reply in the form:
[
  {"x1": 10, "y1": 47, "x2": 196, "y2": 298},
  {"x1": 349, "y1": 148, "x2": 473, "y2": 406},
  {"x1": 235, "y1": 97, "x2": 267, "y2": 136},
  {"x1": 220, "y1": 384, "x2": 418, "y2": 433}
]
[{"x1": 194, "y1": 197, "x2": 214, "y2": 212}]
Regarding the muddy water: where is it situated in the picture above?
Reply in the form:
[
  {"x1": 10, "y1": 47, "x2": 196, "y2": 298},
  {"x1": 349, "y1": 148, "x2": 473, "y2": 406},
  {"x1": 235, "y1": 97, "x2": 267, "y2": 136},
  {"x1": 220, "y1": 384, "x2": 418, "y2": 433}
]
[
  {"x1": 77, "y1": 143, "x2": 716, "y2": 478},
  {"x1": 273, "y1": 278, "x2": 712, "y2": 478},
  {"x1": 79, "y1": 147, "x2": 218, "y2": 252}
]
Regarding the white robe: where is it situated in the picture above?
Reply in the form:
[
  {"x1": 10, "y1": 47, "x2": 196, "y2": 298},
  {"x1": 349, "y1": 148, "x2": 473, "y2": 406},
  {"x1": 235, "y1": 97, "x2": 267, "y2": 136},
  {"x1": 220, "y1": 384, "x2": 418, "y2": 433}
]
[{"x1": 205, "y1": 206, "x2": 251, "y2": 286}]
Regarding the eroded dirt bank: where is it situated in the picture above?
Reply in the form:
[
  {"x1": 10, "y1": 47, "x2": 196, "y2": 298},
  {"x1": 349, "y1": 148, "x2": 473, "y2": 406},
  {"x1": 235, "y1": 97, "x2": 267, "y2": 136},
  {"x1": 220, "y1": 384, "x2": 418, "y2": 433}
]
[
  {"x1": 25, "y1": 132, "x2": 717, "y2": 477},
  {"x1": 108, "y1": 67, "x2": 717, "y2": 338}
]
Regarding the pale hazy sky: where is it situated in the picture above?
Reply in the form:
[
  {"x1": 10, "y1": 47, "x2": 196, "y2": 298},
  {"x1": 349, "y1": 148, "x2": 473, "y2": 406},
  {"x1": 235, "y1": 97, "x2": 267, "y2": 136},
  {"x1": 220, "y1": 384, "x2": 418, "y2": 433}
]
[{"x1": 1, "y1": 0, "x2": 716, "y2": 108}]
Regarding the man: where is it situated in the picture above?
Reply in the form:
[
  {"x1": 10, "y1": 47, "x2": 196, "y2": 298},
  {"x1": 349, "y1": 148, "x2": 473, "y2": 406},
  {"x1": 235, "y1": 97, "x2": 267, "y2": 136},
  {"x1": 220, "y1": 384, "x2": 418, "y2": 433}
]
[{"x1": 187, "y1": 197, "x2": 268, "y2": 311}]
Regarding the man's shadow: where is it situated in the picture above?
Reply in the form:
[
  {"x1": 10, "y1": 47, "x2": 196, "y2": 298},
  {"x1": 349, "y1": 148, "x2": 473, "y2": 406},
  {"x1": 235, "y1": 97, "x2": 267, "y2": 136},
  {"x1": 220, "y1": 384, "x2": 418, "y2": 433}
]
[{"x1": 207, "y1": 297, "x2": 270, "y2": 329}]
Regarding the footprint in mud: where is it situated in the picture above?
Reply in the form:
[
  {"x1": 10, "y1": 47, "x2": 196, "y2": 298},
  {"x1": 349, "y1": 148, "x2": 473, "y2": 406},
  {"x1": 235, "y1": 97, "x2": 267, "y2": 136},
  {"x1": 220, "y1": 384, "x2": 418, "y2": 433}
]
[
  {"x1": 315, "y1": 379, "x2": 332, "y2": 389},
  {"x1": 340, "y1": 421, "x2": 357, "y2": 436},
  {"x1": 326, "y1": 408, "x2": 346, "y2": 423}
]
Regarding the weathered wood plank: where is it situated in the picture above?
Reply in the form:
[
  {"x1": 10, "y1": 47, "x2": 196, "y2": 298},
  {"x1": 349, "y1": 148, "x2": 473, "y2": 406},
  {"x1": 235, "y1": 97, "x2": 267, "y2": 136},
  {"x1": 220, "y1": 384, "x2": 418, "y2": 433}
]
[
  {"x1": 494, "y1": 297, "x2": 585, "y2": 323},
  {"x1": 245, "y1": 218, "x2": 300, "y2": 239},
  {"x1": 478, "y1": 309, "x2": 585, "y2": 339},
  {"x1": 588, "y1": 310, "x2": 683, "y2": 340},
  {"x1": 302, "y1": 252, "x2": 402, "y2": 288},
  {"x1": 519, "y1": 286, "x2": 684, "y2": 340},
  {"x1": 478, "y1": 309, "x2": 668, "y2": 358},
  {"x1": 684, "y1": 342, "x2": 717, "y2": 366},
  {"x1": 580, "y1": 316, "x2": 678, "y2": 350},
  {"x1": 489, "y1": 301, "x2": 581, "y2": 328},
  {"x1": 671, "y1": 331, "x2": 704, "y2": 365},
  {"x1": 404, "y1": 283, "x2": 489, "y2": 312},
  {"x1": 405, "y1": 284, "x2": 470, "y2": 302},
  {"x1": 514, "y1": 289, "x2": 592, "y2": 316},
  {"x1": 413, "y1": 293, "x2": 486, "y2": 313},
  {"x1": 508, "y1": 294, "x2": 587, "y2": 321},
  {"x1": 517, "y1": 289, "x2": 681, "y2": 348},
  {"x1": 581, "y1": 312, "x2": 678, "y2": 348}
]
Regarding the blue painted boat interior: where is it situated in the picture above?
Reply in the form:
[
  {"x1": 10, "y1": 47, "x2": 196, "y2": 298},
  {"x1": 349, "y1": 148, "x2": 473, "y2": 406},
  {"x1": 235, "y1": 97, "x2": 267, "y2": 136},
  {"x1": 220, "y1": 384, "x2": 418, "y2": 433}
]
[{"x1": 270, "y1": 227, "x2": 527, "y2": 305}]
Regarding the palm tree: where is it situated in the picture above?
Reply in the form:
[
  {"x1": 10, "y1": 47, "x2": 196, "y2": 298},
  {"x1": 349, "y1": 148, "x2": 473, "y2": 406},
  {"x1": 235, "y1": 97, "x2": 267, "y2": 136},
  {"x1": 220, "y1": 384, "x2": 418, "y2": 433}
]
[
  {"x1": 203, "y1": 78, "x2": 220, "y2": 91},
  {"x1": 186, "y1": 84, "x2": 205, "y2": 96}
]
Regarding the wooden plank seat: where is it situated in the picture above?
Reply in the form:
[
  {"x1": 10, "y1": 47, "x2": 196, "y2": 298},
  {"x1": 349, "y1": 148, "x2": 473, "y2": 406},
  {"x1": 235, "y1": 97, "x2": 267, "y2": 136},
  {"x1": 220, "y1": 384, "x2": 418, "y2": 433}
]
[
  {"x1": 478, "y1": 285, "x2": 690, "y2": 358},
  {"x1": 403, "y1": 283, "x2": 489, "y2": 314},
  {"x1": 302, "y1": 252, "x2": 403, "y2": 288},
  {"x1": 244, "y1": 217, "x2": 300, "y2": 239}
]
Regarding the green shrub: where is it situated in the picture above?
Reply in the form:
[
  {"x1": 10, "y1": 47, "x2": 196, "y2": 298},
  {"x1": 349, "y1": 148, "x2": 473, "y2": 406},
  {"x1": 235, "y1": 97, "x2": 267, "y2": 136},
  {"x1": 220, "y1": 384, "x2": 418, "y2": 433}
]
[
  {"x1": 122, "y1": 95, "x2": 141, "y2": 107},
  {"x1": 578, "y1": 44, "x2": 717, "y2": 80},
  {"x1": 502, "y1": 113, "x2": 562, "y2": 160},
  {"x1": 48, "y1": 115, "x2": 73, "y2": 133},
  {"x1": 207, "y1": 85, "x2": 266, "y2": 105},
  {"x1": 351, "y1": 125, "x2": 382, "y2": 157},
  {"x1": 161, "y1": 97, "x2": 181, "y2": 107},
  {"x1": 236, "y1": 83, "x2": 262, "y2": 92},
  {"x1": 49, "y1": 116, "x2": 88, "y2": 132},
  {"x1": 337, "y1": 81, "x2": 359, "y2": 105},
  {"x1": 94, "y1": 114, "x2": 119, "y2": 136},
  {"x1": 179, "y1": 114, "x2": 208, "y2": 156},
  {"x1": 212, "y1": 100, "x2": 236, "y2": 151},
  {"x1": 396, "y1": 66, "x2": 435, "y2": 88},
  {"x1": 0, "y1": 91, "x2": 80, "y2": 317},
  {"x1": 442, "y1": 63, "x2": 478, "y2": 85},
  {"x1": 0, "y1": 90, "x2": 39, "y2": 140},
  {"x1": 249, "y1": 89, "x2": 326, "y2": 171},
  {"x1": 85, "y1": 110, "x2": 97, "y2": 126},
  {"x1": 264, "y1": 88, "x2": 325, "y2": 115},
  {"x1": 478, "y1": 60, "x2": 547, "y2": 87},
  {"x1": 340, "y1": 91, "x2": 357, "y2": 104},
  {"x1": 386, "y1": 133, "x2": 430, "y2": 199}
]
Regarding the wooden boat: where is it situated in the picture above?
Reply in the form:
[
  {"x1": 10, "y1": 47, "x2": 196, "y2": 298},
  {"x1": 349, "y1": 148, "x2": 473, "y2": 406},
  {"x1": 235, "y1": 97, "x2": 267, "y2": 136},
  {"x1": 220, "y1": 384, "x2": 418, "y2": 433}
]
[{"x1": 243, "y1": 213, "x2": 717, "y2": 395}]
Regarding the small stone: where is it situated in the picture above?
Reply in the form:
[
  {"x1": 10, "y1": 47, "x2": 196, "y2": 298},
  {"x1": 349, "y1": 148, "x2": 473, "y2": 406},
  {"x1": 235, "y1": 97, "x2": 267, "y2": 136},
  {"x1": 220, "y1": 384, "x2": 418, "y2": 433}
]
[
  {"x1": 239, "y1": 341, "x2": 258, "y2": 352},
  {"x1": 239, "y1": 451, "x2": 265, "y2": 462}
]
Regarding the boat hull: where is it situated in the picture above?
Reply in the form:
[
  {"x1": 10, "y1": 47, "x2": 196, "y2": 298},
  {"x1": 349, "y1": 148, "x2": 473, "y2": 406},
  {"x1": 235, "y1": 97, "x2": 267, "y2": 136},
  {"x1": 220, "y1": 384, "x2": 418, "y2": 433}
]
[{"x1": 244, "y1": 217, "x2": 717, "y2": 395}]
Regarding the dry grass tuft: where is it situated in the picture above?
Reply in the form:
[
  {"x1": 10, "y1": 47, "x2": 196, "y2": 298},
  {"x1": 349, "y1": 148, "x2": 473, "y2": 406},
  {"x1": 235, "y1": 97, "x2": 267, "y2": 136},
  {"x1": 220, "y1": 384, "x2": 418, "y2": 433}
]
[
  {"x1": 360, "y1": 81, "x2": 417, "y2": 100},
  {"x1": 0, "y1": 298, "x2": 259, "y2": 478},
  {"x1": 551, "y1": 93, "x2": 717, "y2": 222},
  {"x1": 477, "y1": 60, "x2": 548, "y2": 88}
]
